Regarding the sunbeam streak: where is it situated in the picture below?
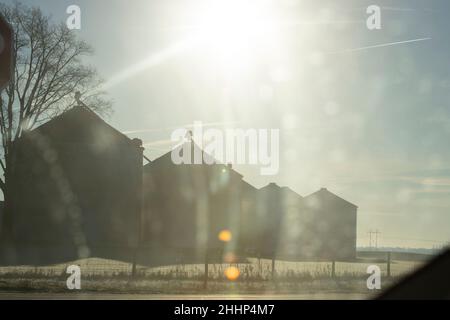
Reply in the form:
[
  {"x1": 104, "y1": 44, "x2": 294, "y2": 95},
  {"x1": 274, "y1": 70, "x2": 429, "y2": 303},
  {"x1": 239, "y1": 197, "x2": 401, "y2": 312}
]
[
  {"x1": 122, "y1": 121, "x2": 238, "y2": 135},
  {"x1": 102, "y1": 37, "x2": 197, "y2": 90}
]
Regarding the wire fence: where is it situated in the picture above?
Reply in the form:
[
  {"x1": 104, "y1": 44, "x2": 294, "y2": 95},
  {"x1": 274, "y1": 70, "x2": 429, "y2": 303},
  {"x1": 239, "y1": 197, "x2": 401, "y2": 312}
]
[{"x1": 0, "y1": 249, "x2": 430, "y2": 283}]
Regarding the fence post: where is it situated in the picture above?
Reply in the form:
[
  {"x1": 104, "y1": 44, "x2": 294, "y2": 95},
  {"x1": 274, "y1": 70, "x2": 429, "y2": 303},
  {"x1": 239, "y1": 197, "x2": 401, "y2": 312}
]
[
  {"x1": 131, "y1": 247, "x2": 137, "y2": 278},
  {"x1": 258, "y1": 253, "x2": 262, "y2": 279},
  {"x1": 203, "y1": 251, "x2": 209, "y2": 289},
  {"x1": 387, "y1": 252, "x2": 391, "y2": 277},
  {"x1": 271, "y1": 257, "x2": 276, "y2": 280},
  {"x1": 331, "y1": 260, "x2": 336, "y2": 278}
]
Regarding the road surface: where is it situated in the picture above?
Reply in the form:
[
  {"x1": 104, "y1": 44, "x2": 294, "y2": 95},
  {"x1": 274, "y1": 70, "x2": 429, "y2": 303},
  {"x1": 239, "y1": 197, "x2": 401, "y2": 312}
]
[{"x1": 0, "y1": 292, "x2": 369, "y2": 300}]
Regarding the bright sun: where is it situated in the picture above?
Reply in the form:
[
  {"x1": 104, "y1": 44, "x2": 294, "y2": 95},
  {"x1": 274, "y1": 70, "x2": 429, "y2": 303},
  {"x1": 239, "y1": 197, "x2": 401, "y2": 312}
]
[{"x1": 189, "y1": 0, "x2": 283, "y2": 70}]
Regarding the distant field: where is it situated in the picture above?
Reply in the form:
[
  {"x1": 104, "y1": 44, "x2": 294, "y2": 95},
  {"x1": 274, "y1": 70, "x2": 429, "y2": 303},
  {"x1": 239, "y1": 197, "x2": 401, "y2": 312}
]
[{"x1": 0, "y1": 252, "x2": 430, "y2": 296}]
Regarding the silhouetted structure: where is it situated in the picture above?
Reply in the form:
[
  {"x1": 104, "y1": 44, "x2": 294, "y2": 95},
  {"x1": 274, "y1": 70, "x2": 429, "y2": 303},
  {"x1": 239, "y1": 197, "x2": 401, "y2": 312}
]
[
  {"x1": 255, "y1": 184, "x2": 306, "y2": 259},
  {"x1": 0, "y1": 108, "x2": 358, "y2": 266},
  {"x1": 301, "y1": 188, "x2": 358, "y2": 260},
  {"x1": 141, "y1": 142, "x2": 358, "y2": 265},
  {"x1": 241, "y1": 183, "x2": 357, "y2": 261},
  {"x1": 237, "y1": 180, "x2": 260, "y2": 255},
  {"x1": 0, "y1": 105, "x2": 144, "y2": 265},
  {"x1": 141, "y1": 141, "x2": 251, "y2": 265}
]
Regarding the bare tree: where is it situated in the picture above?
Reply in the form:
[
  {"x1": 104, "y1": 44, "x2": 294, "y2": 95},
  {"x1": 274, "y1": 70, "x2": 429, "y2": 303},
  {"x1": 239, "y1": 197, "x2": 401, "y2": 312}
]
[{"x1": 0, "y1": 3, "x2": 111, "y2": 211}]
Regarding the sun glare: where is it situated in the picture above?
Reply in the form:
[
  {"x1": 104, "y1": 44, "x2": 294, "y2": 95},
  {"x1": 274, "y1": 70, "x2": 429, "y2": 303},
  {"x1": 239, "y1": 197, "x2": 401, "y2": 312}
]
[{"x1": 190, "y1": 0, "x2": 282, "y2": 70}]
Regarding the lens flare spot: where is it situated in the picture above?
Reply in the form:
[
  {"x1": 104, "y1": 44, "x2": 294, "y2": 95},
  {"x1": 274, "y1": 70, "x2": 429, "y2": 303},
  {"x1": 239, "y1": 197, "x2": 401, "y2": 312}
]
[
  {"x1": 224, "y1": 266, "x2": 240, "y2": 281},
  {"x1": 218, "y1": 229, "x2": 232, "y2": 242}
]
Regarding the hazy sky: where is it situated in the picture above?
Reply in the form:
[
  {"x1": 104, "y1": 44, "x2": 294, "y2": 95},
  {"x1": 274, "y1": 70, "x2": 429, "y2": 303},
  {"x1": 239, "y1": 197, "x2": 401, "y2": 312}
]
[{"x1": 7, "y1": 0, "x2": 450, "y2": 248}]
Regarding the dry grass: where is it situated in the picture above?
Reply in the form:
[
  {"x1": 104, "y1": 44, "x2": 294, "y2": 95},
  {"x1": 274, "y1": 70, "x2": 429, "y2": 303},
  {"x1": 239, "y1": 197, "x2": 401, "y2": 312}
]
[{"x1": 0, "y1": 256, "x2": 427, "y2": 295}]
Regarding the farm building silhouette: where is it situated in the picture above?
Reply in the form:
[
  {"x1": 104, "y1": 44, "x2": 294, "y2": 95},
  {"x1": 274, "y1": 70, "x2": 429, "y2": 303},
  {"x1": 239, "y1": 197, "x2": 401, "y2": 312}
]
[
  {"x1": 0, "y1": 106, "x2": 358, "y2": 266},
  {"x1": 0, "y1": 105, "x2": 143, "y2": 265},
  {"x1": 141, "y1": 139, "x2": 259, "y2": 266}
]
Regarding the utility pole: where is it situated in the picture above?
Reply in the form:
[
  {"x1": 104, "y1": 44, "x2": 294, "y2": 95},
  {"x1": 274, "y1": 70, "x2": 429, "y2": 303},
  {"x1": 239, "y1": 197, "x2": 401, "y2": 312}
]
[
  {"x1": 368, "y1": 230, "x2": 381, "y2": 249},
  {"x1": 374, "y1": 230, "x2": 381, "y2": 249},
  {"x1": 368, "y1": 230, "x2": 373, "y2": 248}
]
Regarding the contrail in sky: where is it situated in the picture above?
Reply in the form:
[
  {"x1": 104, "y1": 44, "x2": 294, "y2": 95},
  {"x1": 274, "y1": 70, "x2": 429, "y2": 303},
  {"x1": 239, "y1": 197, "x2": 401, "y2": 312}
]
[{"x1": 330, "y1": 37, "x2": 432, "y2": 54}]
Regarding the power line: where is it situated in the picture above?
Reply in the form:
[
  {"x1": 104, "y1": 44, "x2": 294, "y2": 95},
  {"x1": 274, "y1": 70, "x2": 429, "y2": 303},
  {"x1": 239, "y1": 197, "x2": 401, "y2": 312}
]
[
  {"x1": 382, "y1": 236, "x2": 447, "y2": 243},
  {"x1": 359, "y1": 234, "x2": 446, "y2": 244}
]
